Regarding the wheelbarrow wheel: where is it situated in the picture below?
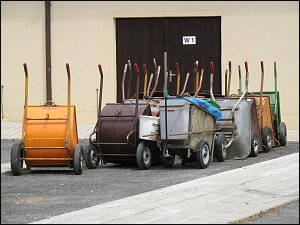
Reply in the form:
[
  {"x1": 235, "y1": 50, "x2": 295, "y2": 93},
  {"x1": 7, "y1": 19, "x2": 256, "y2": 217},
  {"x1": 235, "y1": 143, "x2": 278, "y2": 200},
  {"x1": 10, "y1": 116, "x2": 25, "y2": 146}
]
[
  {"x1": 163, "y1": 155, "x2": 175, "y2": 168},
  {"x1": 73, "y1": 144, "x2": 83, "y2": 175},
  {"x1": 136, "y1": 141, "x2": 152, "y2": 170},
  {"x1": 249, "y1": 132, "x2": 259, "y2": 157},
  {"x1": 279, "y1": 122, "x2": 287, "y2": 146},
  {"x1": 84, "y1": 143, "x2": 100, "y2": 169},
  {"x1": 214, "y1": 134, "x2": 227, "y2": 162},
  {"x1": 196, "y1": 140, "x2": 210, "y2": 169},
  {"x1": 262, "y1": 127, "x2": 273, "y2": 152},
  {"x1": 10, "y1": 141, "x2": 24, "y2": 176}
]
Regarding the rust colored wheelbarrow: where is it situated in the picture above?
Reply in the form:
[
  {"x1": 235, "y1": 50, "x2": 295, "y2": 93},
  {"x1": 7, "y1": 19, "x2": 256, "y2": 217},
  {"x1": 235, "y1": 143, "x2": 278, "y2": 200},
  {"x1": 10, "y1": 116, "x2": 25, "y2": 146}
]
[
  {"x1": 243, "y1": 61, "x2": 276, "y2": 152},
  {"x1": 10, "y1": 63, "x2": 83, "y2": 176}
]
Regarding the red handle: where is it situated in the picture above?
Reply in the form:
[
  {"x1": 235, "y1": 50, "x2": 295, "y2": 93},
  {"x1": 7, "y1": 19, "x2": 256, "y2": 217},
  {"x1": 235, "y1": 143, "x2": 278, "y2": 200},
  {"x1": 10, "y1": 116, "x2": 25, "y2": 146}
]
[
  {"x1": 98, "y1": 64, "x2": 103, "y2": 75},
  {"x1": 210, "y1": 62, "x2": 214, "y2": 74},
  {"x1": 229, "y1": 61, "x2": 231, "y2": 71},
  {"x1": 66, "y1": 63, "x2": 70, "y2": 76},
  {"x1": 245, "y1": 61, "x2": 248, "y2": 72},
  {"x1": 23, "y1": 63, "x2": 28, "y2": 76},
  {"x1": 194, "y1": 62, "x2": 199, "y2": 71},
  {"x1": 175, "y1": 63, "x2": 179, "y2": 73},
  {"x1": 260, "y1": 61, "x2": 264, "y2": 73},
  {"x1": 134, "y1": 63, "x2": 139, "y2": 74},
  {"x1": 143, "y1": 64, "x2": 147, "y2": 74}
]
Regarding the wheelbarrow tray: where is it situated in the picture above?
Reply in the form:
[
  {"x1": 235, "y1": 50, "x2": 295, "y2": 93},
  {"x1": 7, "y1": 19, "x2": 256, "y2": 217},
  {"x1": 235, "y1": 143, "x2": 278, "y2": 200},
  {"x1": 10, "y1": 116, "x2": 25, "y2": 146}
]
[
  {"x1": 246, "y1": 95, "x2": 276, "y2": 147},
  {"x1": 96, "y1": 103, "x2": 151, "y2": 162},
  {"x1": 250, "y1": 91, "x2": 281, "y2": 140},
  {"x1": 24, "y1": 105, "x2": 78, "y2": 167},
  {"x1": 159, "y1": 99, "x2": 216, "y2": 157},
  {"x1": 214, "y1": 98, "x2": 261, "y2": 159}
]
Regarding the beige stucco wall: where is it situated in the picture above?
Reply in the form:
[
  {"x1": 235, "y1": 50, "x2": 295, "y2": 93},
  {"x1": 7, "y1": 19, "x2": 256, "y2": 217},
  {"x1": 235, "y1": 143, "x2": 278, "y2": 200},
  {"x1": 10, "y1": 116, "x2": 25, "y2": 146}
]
[{"x1": 1, "y1": 1, "x2": 299, "y2": 129}]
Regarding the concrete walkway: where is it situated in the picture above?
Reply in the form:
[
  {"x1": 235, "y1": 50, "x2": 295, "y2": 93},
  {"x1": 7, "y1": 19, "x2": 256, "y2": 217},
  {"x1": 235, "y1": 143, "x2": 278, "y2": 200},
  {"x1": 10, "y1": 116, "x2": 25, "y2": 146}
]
[
  {"x1": 1, "y1": 121, "x2": 299, "y2": 141},
  {"x1": 30, "y1": 153, "x2": 299, "y2": 224}
]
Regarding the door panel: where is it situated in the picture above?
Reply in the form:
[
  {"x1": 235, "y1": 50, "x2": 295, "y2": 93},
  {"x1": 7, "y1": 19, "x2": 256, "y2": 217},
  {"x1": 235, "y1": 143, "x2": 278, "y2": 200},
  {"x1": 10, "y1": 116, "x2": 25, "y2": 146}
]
[
  {"x1": 116, "y1": 17, "x2": 221, "y2": 102},
  {"x1": 167, "y1": 17, "x2": 221, "y2": 96},
  {"x1": 116, "y1": 18, "x2": 166, "y2": 102}
]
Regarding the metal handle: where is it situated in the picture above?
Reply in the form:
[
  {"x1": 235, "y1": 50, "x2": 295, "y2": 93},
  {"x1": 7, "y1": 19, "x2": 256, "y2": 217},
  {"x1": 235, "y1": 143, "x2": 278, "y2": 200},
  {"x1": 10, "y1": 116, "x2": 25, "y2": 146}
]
[
  {"x1": 143, "y1": 64, "x2": 148, "y2": 98},
  {"x1": 194, "y1": 61, "x2": 199, "y2": 93},
  {"x1": 175, "y1": 63, "x2": 181, "y2": 96},
  {"x1": 127, "y1": 60, "x2": 132, "y2": 99},
  {"x1": 227, "y1": 61, "x2": 232, "y2": 97},
  {"x1": 180, "y1": 72, "x2": 190, "y2": 96},
  {"x1": 97, "y1": 64, "x2": 104, "y2": 119},
  {"x1": 122, "y1": 64, "x2": 128, "y2": 102},
  {"x1": 65, "y1": 63, "x2": 71, "y2": 151},
  {"x1": 210, "y1": 62, "x2": 214, "y2": 74},
  {"x1": 209, "y1": 62, "x2": 215, "y2": 101}
]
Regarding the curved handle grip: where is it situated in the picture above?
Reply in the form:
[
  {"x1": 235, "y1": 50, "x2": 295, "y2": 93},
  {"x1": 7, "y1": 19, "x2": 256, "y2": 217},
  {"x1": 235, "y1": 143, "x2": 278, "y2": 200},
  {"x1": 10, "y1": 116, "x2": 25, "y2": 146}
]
[
  {"x1": 175, "y1": 63, "x2": 180, "y2": 73},
  {"x1": 245, "y1": 61, "x2": 248, "y2": 72},
  {"x1": 128, "y1": 60, "x2": 132, "y2": 68},
  {"x1": 134, "y1": 63, "x2": 139, "y2": 74},
  {"x1": 194, "y1": 62, "x2": 199, "y2": 71},
  {"x1": 66, "y1": 63, "x2": 70, "y2": 76},
  {"x1": 260, "y1": 61, "x2": 264, "y2": 73},
  {"x1": 98, "y1": 64, "x2": 103, "y2": 76},
  {"x1": 143, "y1": 64, "x2": 147, "y2": 74},
  {"x1": 210, "y1": 62, "x2": 214, "y2": 74},
  {"x1": 23, "y1": 63, "x2": 28, "y2": 76}
]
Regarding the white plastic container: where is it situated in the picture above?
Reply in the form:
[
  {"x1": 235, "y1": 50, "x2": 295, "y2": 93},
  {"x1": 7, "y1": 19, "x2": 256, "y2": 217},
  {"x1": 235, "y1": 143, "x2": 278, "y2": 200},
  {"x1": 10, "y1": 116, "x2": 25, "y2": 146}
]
[{"x1": 139, "y1": 115, "x2": 160, "y2": 141}]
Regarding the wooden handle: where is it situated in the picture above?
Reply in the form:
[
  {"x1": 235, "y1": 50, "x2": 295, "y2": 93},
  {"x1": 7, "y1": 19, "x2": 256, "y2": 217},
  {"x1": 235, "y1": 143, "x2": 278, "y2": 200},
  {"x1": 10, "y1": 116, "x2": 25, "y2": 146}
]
[
  {"x1": 260, "y1": 61, "x2": 264, "y2": 73},
  {"x1": 245, "y1": 61, "x2": 248, "y2": 72},
  {"x1": 134, "y1": 63, "x2": 139, "y2": 74},
  {"x1": 98, "y1": 64, "x2": 103, "y2": 75},
  {"x1": 66, "y1": 63, "x2": 70, "y2": 76},
  {"x1": 210, "y1": 62, "x2": 214, "y2": 74},
  {"x1": 23, "y1": 63, "x2": 28, "y2": 76}
]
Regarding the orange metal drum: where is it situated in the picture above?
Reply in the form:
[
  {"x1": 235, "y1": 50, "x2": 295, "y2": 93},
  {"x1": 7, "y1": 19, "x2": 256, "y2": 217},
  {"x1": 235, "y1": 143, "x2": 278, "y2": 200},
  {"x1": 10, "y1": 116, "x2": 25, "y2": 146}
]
[{"x1": 23, "y1": 105, "x2": 78, "y2": 167}]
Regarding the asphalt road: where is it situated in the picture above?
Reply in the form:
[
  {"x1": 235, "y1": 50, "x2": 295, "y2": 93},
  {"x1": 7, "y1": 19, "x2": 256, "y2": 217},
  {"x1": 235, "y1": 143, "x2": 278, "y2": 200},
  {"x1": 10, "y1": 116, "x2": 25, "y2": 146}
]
[{"x1": 1, "y1": 140, "x2": 299, "y2": 224}]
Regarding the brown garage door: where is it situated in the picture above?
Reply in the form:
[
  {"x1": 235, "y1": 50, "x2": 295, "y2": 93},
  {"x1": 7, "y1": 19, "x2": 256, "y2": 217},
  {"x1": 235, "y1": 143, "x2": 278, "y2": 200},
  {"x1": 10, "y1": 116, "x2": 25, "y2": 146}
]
[{"x1": 116, "y1": 17, "x2": 221, "y2": 102}]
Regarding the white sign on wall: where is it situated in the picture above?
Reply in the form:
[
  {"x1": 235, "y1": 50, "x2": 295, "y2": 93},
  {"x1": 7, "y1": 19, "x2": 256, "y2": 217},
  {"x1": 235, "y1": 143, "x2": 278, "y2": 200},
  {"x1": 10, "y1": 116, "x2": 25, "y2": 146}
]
[{"x1": 182, "y1": 36, "x2": 196, "y2": 45}]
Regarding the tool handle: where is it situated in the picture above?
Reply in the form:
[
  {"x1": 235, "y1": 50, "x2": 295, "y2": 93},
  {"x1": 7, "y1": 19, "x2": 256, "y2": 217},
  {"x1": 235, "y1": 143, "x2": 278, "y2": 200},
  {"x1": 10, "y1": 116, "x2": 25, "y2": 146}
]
[
  {"x1": 245, "y1": 61, "x2": 248, "y2": 72},
  {"x1": 134, "y1": 63, "x2": 139, "y2": 74},
  {"x1": 98, "y1": 64, "x2": 103, "y2": 76},
  {"x1": 66, "y1": 63, "x2": 70, "y2": 77},
  {"x1": 175, "y1": 63, "x2": 180, "y2": 73},
  {"x1": 143, "y1": 64, "x2": 147, "y2": 74},
  {"x1": 260, "y1": 61, "x2": 264, "y2": 73},
  {"x1": 229, "y1": 61, "x2": 231, "y2": 71},
  {"x1": 23, "y1": 63, "x2": 28, "y2": 76},
  {"x1": 210, "y1": 62, "x2": 214, "y2": 74},
  {"x1": 194, "y1": 62, "x2": 199, "y2": 71}
]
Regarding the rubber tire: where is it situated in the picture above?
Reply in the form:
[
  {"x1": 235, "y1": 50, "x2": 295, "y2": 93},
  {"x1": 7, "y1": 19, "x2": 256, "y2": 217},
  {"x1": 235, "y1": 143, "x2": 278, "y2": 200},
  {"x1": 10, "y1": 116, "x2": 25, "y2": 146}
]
[
  {"x1": 136, "y1": 141, "x2": 152, "y2": 170},
  {"x1": 262, "y1": 126, "x2": 273, "y2": 152},
  {"x1": 196, "y1": 140, "x2": 210, "y2": 169},
  {"x1": 249, "y1": 132, "x2": 259, "y2": 157},
  {"x1": 279, "y1": 122, "x2": 287, "y2": 146},
  {"x1": 214, "y1": 134, "x2": 227, "y2": 162},
  {"x1": 10, "y1": 142, "x2": 24, "y2": 176},
  {"x1": 163, "y1": 155, "x2": 175, "y2": 168},
  {"x1": 181, "y1": 158, "x2": 186, "y2": 166},
  {"x1": 73, "y1": 144, "x2": 83, "y2": 175},
  {"x1": 84, "y1": 143, "x2": 100, "y2": 169}
]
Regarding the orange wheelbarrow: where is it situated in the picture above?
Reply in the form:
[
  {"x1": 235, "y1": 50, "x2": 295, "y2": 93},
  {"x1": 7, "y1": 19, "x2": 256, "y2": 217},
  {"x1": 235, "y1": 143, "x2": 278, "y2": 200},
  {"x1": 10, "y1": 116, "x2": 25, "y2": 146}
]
[{"x1": 10, "y1": 63, "x2": 83, "y2": 176}]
